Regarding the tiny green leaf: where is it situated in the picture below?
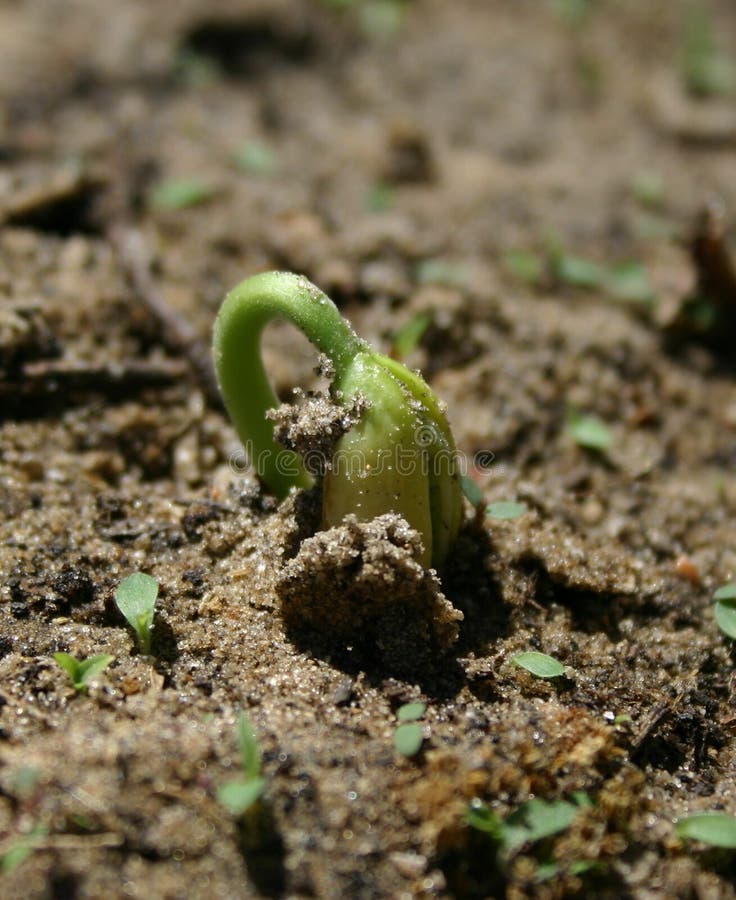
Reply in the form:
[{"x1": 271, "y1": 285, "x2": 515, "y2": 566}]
[
  {"x1": 217, "y1": 777, "x2": 267, "y2": 816},
  {"x1": 714, "y1": 599, "x2": 736, "y2": 639},
  {"x1": 54, "y1": 652, "x2": 113, "y2": 692},
  {"x1": 53, "y1": 651, "x2": 80, "y2": 683},
  {"x1": 465, "y1": 801, "x2": 504, "y2": 839},
  {"x1": 486, "y1": 501, "x2": 527, "y2": 520},
  {"x1": 235, "y1": 141, "x2": 278, "y2": 176},
  {"x1": 415, "y1": 259, "x2": 467, "y2": 287},
  {"x1": 0, "y1": 826, "x2": 47, "y2": 873},
  {"x1": 149, "y1": 178, "x2": 216, "y2": 211},
  {"x1": 676, "y1": 812, "x2": 736, "y2": 848},
  {"x1": 568, "y1": 413, "x2": 613, "y2": 452},
  {"x1": 552, "y1": 254, "x2": 606, "y2": 290},
  {"x1": 237, "y1": 713, "x2": 261, "y2": 781},
  {"x1": 365, "y1": 182, "x2": 394, "y2": 212},
  {"x1": 397, "y1": 702, "x2": 426, "y2": 722},
  {"x1": 114, "y1": 573, "x2": 158, "y2": 654},
  {"x1": 511, "y1": 798, "x2": 578, "y2": 843},
  {"x1": 460, "y1": 475, "x2": 484, "y2": 508},
  {"x1": 631, "y1": 170, "x2": 664, "y2": 209},
  {"x1": 391, "y1": 314, "x2": 430, "y2": 358},
  {"x1": 714, "y1": 583, "x2": 736, "y2": 602},
  {"x1": 682, "y1": 6, "x2": 736, "y2": 98},
  {"x1": 512, "y1": 651, "x2": 565, "y2": 679},
  {"x1": 603, "y1": 262, "x2": 656, "y2": 306},
  {"x1": 394, "y1": 722, "x2": 424, "y2": 756},
  {"x1": 77, "y1": 654, "x2": 114, "y2": 685},
  {"x1": 503, "y1": 250, "x2": 544, "y2": 285}
]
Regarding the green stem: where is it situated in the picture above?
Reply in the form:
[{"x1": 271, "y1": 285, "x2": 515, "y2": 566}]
[{"x1": 213, "y1": 271, "x2": 366, "y2": 498}]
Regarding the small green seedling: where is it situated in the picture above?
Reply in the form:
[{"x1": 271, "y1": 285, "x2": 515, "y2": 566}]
[
  {"x1": 676, "y1": 812, "x2": 736, "y2": 848},
  {"x1": 682, "y1": 5, "x2": 736, "y2": 98},
  {"x1": 53, "y1": 652, "x2": 114, "y2": 694},
  {"x1": 234, "y1": 141, "x2": 279, "y2": 176},
  {"x1": 714, "y1": 583, "x2": 736, "y2": 639},
  {"x1": 486, "y1": 501, "x2": 527, "y2": 521},
  {"x1": 394, "y1": 702, "x2": 426, "y2": 757},
  {"x1": 466, "y1": 796, "x2": 583, "y2": 857},
  {"x1": 0, "y1": 825, "x2": 47, "y2": 874},
  {"x1": 149, "y1": 178, "x2": 217, "y2": 211},
  {"x1": 460, "y1": 475, "x2": 484, "y2": 509},
  {"x1": 503, "y1": 250, "x2": 544, "y2": 286},
  {"x1": 391, "y1": 314, "x2": 430, "y2": 359},
  {"x1": 415, "y1": 259, "x2": 467, "y2": 288},
  {"x1": 217, "y1": 713, "x2": 267, "y2": 816},
  {"x1": 512, "y1": 651, "x2": 565, "y2": 679},
  {"x1": 567, "y1": 411, "x2": 613, "y2": 452},
  {"x1": 114, "y1": 573, "x2": 158, "y2": 654},
  {"x1": 213, "y1": 272, "x2": 462, "y2": 569}
]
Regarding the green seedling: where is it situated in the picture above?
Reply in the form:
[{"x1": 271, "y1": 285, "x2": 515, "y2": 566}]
[
  {"x1": 682, "y1": 5, "x2": 736, "y2": 98},
  {"x1": 511, "y1": 651, "x2": 565, "y2": 679},
  {"x1": 114, "y1": 573, "x2": 158, "y2": 654},
  {"x1": 213, "y1": 271, "x2": 463, "y2": 569},
  {"x1": 0, "y1": 825, "x2": 47, "y2": 874},
  {"x1": 487, "y1": 501, "x2": 527, "y2": 521},
  {"x1": 53, "y1": 652, "x2": 113, "y2": 694},
  {"x1": 503, "y1": 250, "x2": 544, "y2": 285},
  {"x1": 217, "y1": 713, "x2": 267, "y2": 816},
  {"x1": 460, "y1": 475, "x2": 484, "y2": 509},
  {"x1": 567, "y1": 411, "x2": 613, "y2": 452},
  {"x1": 365, "y1": 182, "x2": 394, "y2": 212},
  {"x1": 235, "y1": 141, "x2": 279, "y2": 176},
  {"x1": 415, "y1": 259, "x2": 467, "y2": 288},
  {"x1": 149, "y1": 178, "x2": 217, "y2": 211},
  {"x1": 714, "y1": 583, "x2": 736, "y2": 639},
  {"x1": 394, "y1": 702, "x2": 426, "y2": 756},
  {"x1": 466, "y1": 796, "x2": 583, "y2": 856},
  {"x1": 391, "y1": 314, "x2": 430, "y2": 359},
  {"x1": 676, "y1": 812, "x2": 736, "y2": 848}
]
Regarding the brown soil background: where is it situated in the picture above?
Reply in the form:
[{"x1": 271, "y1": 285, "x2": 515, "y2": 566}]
[{"x1": 2, "y1": 1, "x2": 736, "y2": 897}]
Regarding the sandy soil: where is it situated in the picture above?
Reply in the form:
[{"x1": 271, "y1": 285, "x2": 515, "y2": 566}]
[{"x1": 2, "y1": 1, "x2": 736, "y2": 897}]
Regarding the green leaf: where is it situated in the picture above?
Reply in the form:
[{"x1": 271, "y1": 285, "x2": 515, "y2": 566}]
[
  {"x1": 365, "y1": 182, "x2": 394, "y2": 212},
  {"x1": 217, "y1": 778, "x2": 266, "y2": 816},
  {"x1": 76, "y1": 654, "x2": 114, "y2": 685},
  {"x1": 553, "y1": 254, "x2": 606, "y2": 290},
  {"x1": 512, "y1": 651, "x2": 565, "y2": 679},
  {"x1": 676, "y1": 812, "x2": 736, "y2": 848},
  {"x1": 237, "y1": 713, "x2": 261, "y2": 781},
  {"x1": 535, "y1": 861, "x2": 560, "y2": 882},
  {"x1": 397, "y1": 702, "x2": 426, "y2": 722},
  {"x1": 714, "y1": 583, "x2": 736, "y2": 602},
  {"x1": 568, "y1": 413, "x2": 613, "y2": 451},
  {"x1": 149, "y1": 179, "x2": 216, "y2": 211},
  {"x1": 503, "y1": 250, "x2": 544, "y2": 285},
  {"x1": 53, "y1": 652, "x2": 80, "y2": 683},
  {"x1": 465, "y1": 801, "x2": 505, "y2": 839},
  {"x1": 415, "y1": 259, "x2": 467, "y2": 287},
  {"x1": 234, "y1": 142, "x2": 278, "y2": 176},
  {"x1": 603, "y1": 262, "x2": 656, "y2": 305},
  {"x1": 392, "y1": 314, "x2": 431, "y2": 358},
  {"x1": 115, "y1": 573, "x2": 158, "y2": 652},
  {"x1": 510, "y1": 798, "x2": 578, "y2": 843},
  {"x1": 394, "y1": 722, "x2": 424, "y2": 756},
  {"x1": 486, "y1": 501, "x2": 527, "y2": 520},
  {"x1": 0, "y1": 825, "x2": 47, "y2": 873},
  {"x1": 631, "y1": 169, "x2": 664, "y2": 209},
  {"x1": 683, "y1": 6, "x2": 736, "y2": 97},
  {"x1": 460, "y1": 475, "x2": 484, "y2": 508},
  {"x1": 714, "y1": 599, "x2": 736, "y2": 639}
]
